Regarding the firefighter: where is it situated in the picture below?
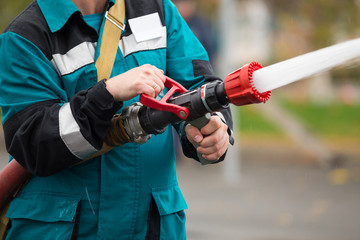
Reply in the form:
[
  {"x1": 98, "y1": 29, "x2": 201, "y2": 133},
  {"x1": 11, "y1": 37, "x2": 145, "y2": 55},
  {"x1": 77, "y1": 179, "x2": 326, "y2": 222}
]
[{"x1": 0, "y1": 0, "x2": 232, "y2": 239}]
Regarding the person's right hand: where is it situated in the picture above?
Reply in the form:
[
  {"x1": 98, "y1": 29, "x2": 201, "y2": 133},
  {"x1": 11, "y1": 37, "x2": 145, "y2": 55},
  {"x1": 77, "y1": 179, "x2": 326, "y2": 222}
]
[{"x1": 105, "y1": 64, "x2": 166, "y2": 102}]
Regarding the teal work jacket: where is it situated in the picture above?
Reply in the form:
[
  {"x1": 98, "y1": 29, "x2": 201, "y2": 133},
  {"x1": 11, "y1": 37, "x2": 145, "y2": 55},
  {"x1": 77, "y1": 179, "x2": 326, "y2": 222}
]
[{"x1": 0, "y1": 0, "x2": 231, "y2": 239}]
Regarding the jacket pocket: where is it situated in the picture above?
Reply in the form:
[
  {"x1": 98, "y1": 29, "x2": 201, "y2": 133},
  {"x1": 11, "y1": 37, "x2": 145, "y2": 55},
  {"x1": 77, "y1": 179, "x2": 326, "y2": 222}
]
[
  {"x1": 5, "y1": 194, "x2": 82, "y2": 240},
  {"x1": 151, "y1": 183, "x2": 188, "y2": 240}
]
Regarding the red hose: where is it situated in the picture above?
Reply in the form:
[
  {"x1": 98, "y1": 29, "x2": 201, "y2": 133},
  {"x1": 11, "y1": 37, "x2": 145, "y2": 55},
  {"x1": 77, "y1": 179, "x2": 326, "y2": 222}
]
[{"x1": 0, "y1": 160, "x2": 31, "y2": 210}]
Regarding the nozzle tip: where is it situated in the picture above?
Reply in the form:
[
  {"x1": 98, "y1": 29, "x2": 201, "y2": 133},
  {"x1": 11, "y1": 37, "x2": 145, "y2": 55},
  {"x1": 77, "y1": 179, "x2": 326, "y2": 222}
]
[{"x1": 224, "y1": 62, "x2": 271, "y2": 106}]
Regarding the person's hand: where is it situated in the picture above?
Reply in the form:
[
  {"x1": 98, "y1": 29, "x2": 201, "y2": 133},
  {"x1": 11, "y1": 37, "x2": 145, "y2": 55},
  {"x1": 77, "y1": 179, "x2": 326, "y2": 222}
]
[
  {"x1": 105, "y1": 64, "x2": 166, "y2": 102},
  {"x1": 185, "y1": 115, "x2": 229, "y2": 161}
]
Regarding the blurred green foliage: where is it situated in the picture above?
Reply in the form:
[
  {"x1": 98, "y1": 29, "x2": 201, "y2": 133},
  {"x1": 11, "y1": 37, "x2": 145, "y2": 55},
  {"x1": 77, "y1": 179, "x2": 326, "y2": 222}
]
[
  {"x1": 0, "y1": 0, "x2": 32, "y2": 32},
  {"x1": 239, "y1": 101, "x2": 360, "y2": 139},
  {"x1": 281, "y1": 101, "x2": 360, "y2": 138},
  {"x1": 238, "y1": 105, "x2": 283, "y2": 135}
]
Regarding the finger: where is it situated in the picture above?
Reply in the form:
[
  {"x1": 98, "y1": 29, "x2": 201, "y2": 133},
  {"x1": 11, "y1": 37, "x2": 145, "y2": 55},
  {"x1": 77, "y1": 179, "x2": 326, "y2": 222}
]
[
  {"x1": 152, "y1": 83, "x2": 162, "y2": 96},
  {"x1": 185, "y1": 124, "x2": 203, "y2": 145},
  {"x1": 200, "y1": 116, "x2": 223, "y2": 135},
  {"x1": 198, "y1": 134, "x2": 228, "y2": 155},
  {"x1": 198, "y1": 125, "x2": 227, "y2": 148},
  {"x1": 201, "y1": 148, "x2": 226, "y2": 161},
  {"x1": 198, "y1": 128, "x2": 229, "y2": 154},
  {"x1": 140, "y1": 74, "x2": 164, "y2": 96},
  {"x1": 139, "y1": 82, "x2": 157, "y2": 98},
  {"x1": 144, "y1": 64, "x2": 165, "y2": 84},
  {"x1": 150, "y1": 68, "x2": 166, "y2": 91},
  {"x1": 138, "y1": 77, "x2": 160, "y2": 97},
  {"x1": 151, "y1": 65, "x2": 166, "y2": 83},
  {"x1": 200, "y1": 137, "x2": 229, "y2": 160},
  {"x1": 152, "y1": 76, "x2": 165, "y2": 92},
  {"x1": 147, "y1": 79, "x2": 163, "y2": 97}
]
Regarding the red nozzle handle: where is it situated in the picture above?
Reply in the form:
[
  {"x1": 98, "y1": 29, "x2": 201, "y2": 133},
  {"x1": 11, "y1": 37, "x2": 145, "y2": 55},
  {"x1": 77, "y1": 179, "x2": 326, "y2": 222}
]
[
  {"x1": 140, "y1": 77, "x2": 190, "y2": 119},
  {"x1": 224, "y1": 61, "x2": 271, "y2": 106}
]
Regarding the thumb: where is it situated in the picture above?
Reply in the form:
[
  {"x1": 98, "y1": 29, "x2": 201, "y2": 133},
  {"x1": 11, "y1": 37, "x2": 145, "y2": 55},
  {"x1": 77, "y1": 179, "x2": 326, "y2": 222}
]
[{"x1": 185, "y1": 124, "x2": 203, "y2": 145}]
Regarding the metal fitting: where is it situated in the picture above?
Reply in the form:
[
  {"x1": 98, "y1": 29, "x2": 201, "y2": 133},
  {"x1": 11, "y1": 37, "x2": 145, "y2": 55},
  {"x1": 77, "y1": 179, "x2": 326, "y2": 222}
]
[{"x1": 121, "y1": 102, "x2": 152, "y2": 144}]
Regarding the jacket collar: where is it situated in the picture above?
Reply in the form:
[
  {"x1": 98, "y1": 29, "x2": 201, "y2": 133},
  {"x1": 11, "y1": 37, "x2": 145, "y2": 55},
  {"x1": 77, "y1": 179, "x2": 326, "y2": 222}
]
[{"x1": 37, "y1": 0, "x2": 116, "y2": 33}]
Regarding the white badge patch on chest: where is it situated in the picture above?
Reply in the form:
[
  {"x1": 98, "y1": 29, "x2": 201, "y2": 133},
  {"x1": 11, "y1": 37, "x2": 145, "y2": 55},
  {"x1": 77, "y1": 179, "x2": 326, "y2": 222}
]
[{"x1": 128, "y1": 12, "x2": 164, "y2": 43}]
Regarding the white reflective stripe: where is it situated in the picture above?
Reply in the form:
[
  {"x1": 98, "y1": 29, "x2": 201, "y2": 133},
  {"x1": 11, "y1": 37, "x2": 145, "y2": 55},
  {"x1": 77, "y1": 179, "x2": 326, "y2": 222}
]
[
  {"x1": 119, "y1": 26, "x2": 167, "y2": 57},
  {"x1": 51, "y1": 42, "x2": 96, "y2": 76},
  {"x1": 59, "y1": 103, "x2": 98, "y2": 159}
]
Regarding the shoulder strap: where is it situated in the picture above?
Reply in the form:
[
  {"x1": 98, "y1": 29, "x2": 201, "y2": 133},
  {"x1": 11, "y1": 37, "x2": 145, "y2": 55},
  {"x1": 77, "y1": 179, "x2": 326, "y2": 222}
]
[{"x1": 95, "y1": 0, "x2": 126, "y2": 81}]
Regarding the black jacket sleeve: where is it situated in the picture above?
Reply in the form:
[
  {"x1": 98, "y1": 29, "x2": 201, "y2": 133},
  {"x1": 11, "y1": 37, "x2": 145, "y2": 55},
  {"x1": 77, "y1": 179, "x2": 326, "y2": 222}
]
[{"x1": 3, "y1": 80, "x2": 122, "y2": 176}]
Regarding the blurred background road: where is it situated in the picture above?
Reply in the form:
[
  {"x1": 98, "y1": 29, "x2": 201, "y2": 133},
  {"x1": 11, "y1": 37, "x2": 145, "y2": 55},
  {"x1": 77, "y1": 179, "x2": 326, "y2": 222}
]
[
  {"x1": 1, "y1": 0, "x2": 360, "y2": 239},
  {"x1": 177, "y1": 141, "x2": 360, "y2": 240}
]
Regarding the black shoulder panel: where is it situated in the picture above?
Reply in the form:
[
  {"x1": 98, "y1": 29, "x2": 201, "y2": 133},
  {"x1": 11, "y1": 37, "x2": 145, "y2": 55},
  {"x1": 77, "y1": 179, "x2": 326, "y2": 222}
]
[
  {"x1": 3, "y1": 1, "x2": 53, "y2": 60},
  {"x1": 3, "y1": 1, "x2": 98, "y2": 59},
  {"x1": 52, "y1": 12, "x2": 98, "y2": 55},
  {"x1": 125, "y1": 0, "x2": 164, "y2": 24},
  {"x1": 192, "y1": 60, "x2": 215, "y2": 78},
  {"x1": 123, "y1": 0, "x2": 164, "y2": 37}
]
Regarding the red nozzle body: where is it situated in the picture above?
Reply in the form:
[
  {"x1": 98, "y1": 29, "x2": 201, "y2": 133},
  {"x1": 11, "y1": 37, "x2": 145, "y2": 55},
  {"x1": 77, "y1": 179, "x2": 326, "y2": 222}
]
[{"x1": 224, "y1": 62, "x2": 271, "y2": 106}]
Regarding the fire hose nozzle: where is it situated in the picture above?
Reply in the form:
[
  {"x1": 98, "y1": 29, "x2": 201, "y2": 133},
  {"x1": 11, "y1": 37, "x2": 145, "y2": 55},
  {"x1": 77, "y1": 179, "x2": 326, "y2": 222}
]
[{"x1": 224, "y1": 61, "x2": 271, "y2": 106}]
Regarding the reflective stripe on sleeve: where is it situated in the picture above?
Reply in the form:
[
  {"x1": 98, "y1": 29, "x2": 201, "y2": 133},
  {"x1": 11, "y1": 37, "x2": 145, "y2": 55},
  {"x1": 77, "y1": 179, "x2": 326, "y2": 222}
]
[{"x1": 59, "y1": 103, "x2": 98, "y2": 159}]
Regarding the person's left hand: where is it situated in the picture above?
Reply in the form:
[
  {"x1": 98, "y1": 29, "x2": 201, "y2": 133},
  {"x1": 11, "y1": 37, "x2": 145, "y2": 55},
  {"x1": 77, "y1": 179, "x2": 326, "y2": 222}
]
[{"x1": 185, "y1": 115, "x2": 230, "y2": 161}]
